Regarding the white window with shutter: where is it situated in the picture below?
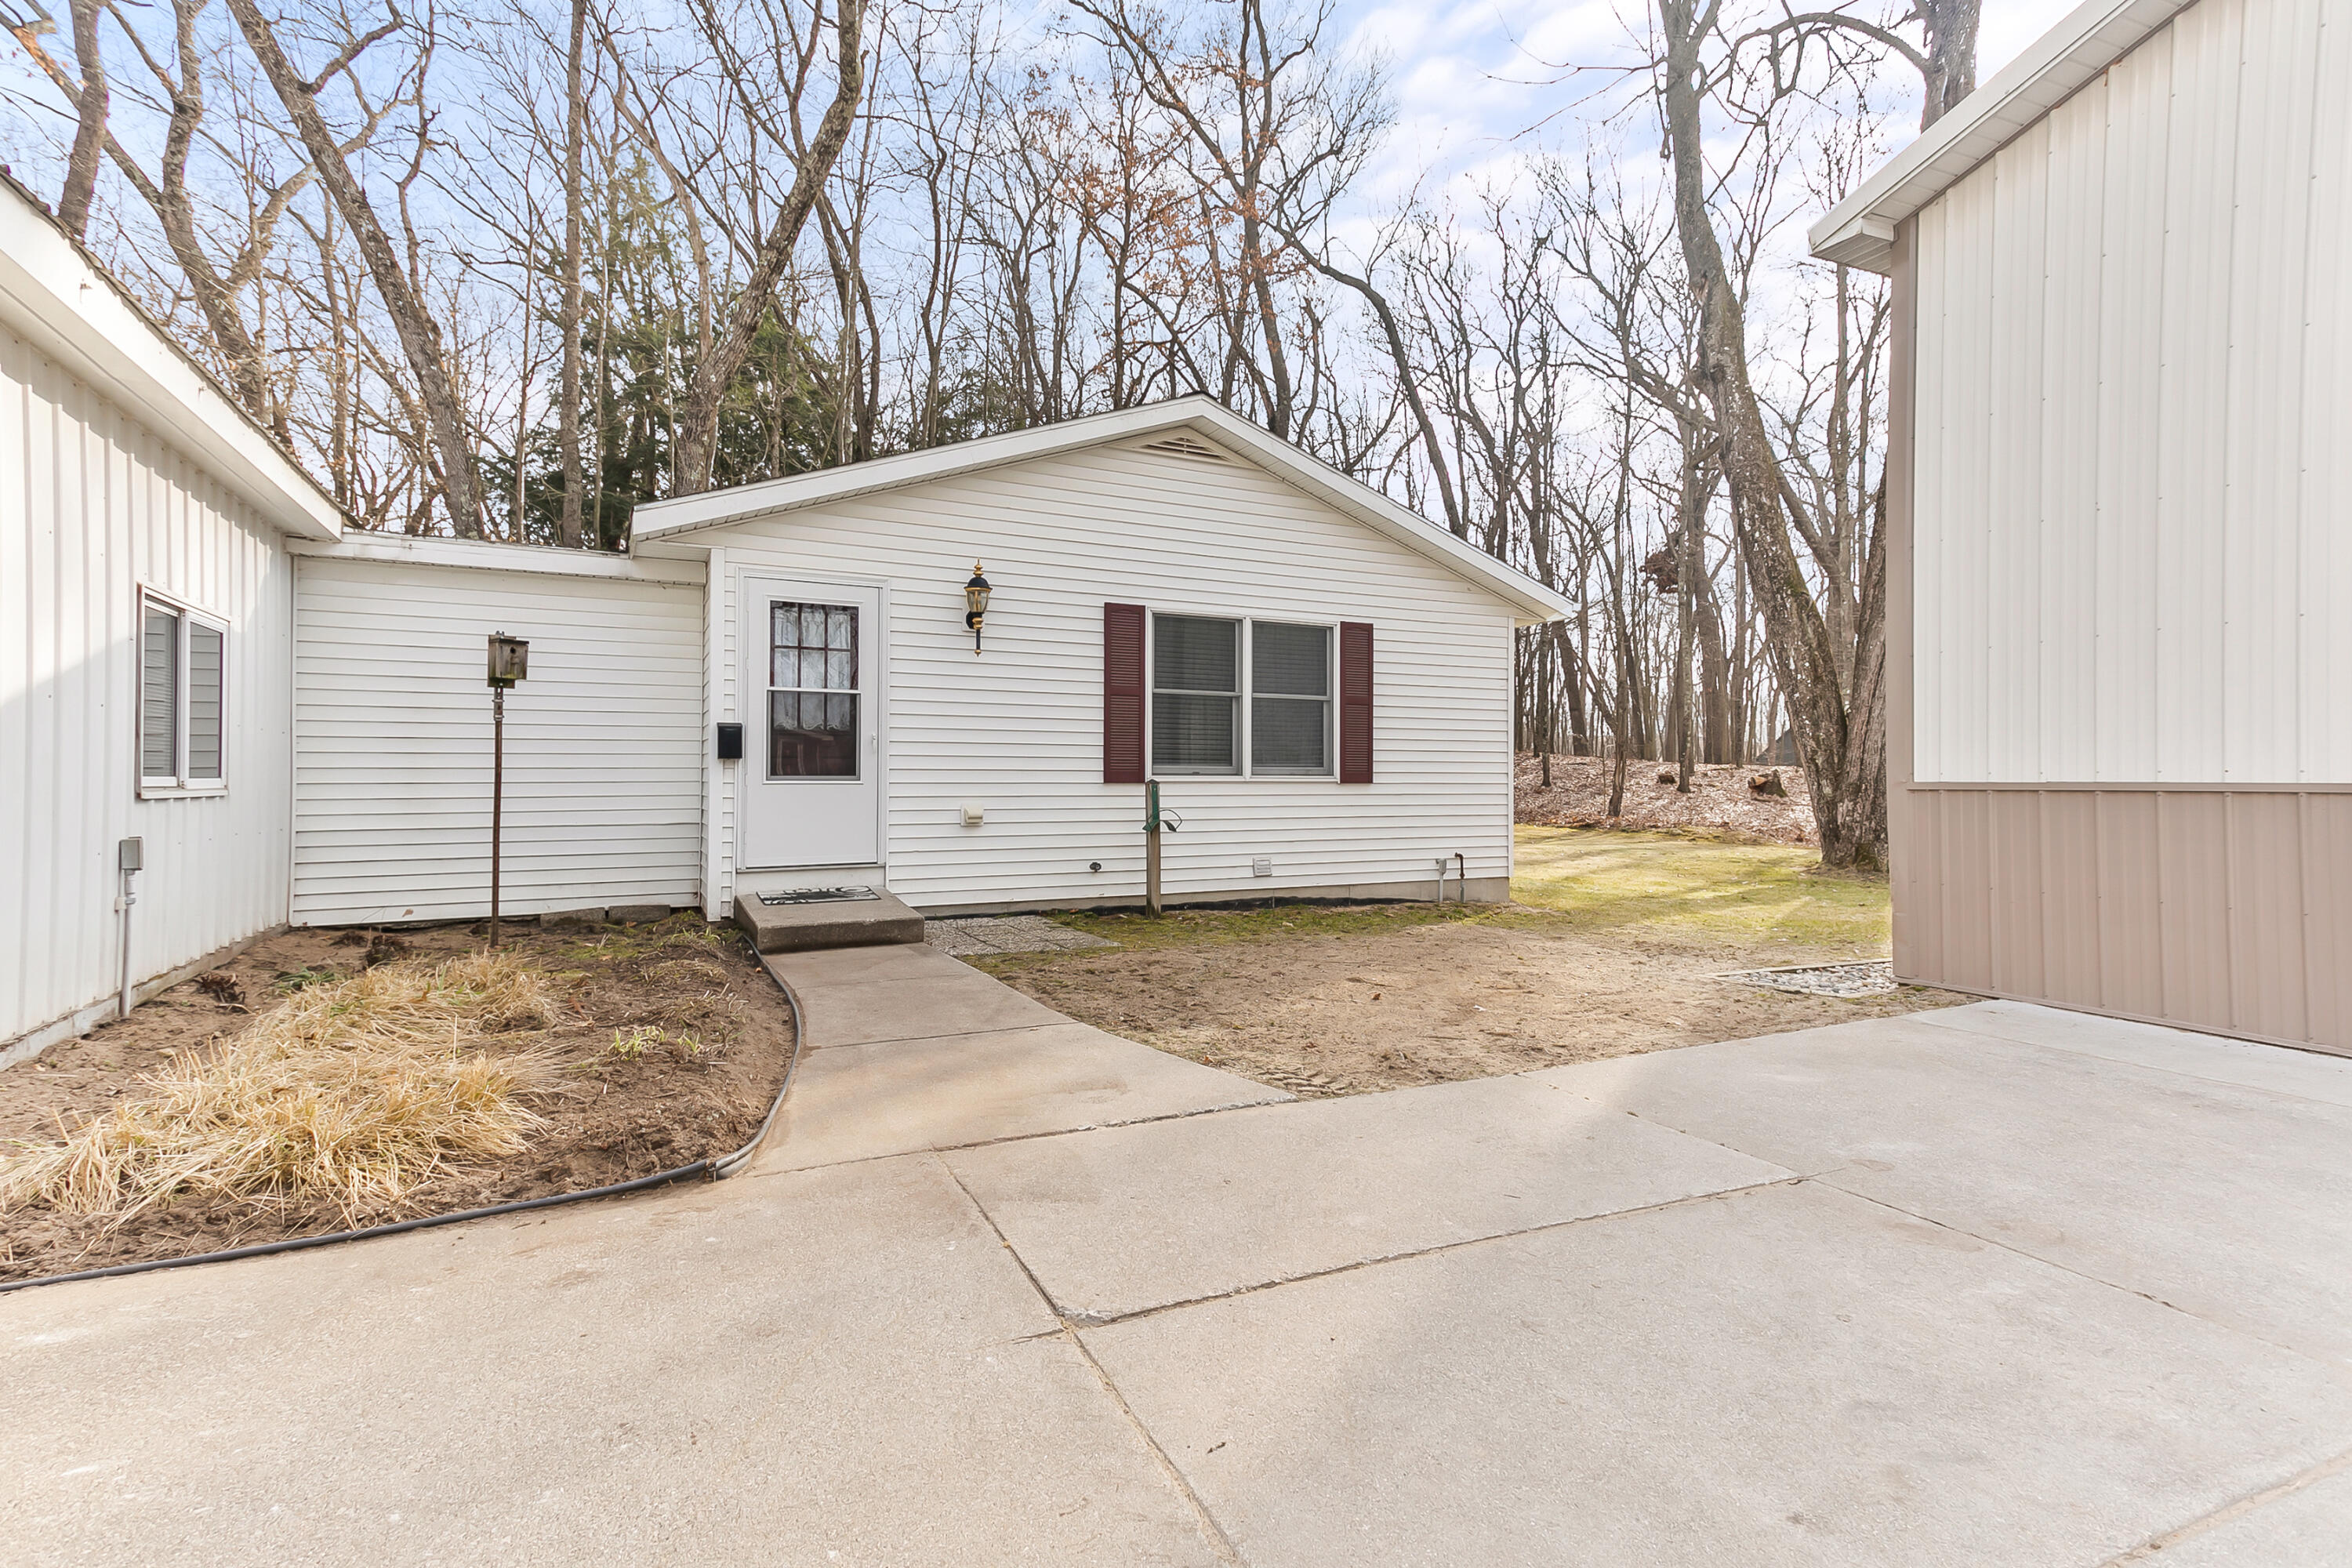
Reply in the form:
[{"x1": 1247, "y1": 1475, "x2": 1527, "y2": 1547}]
[
  {"x1": 1148, "y1": 612, "x2": 1338, "y2": 779},
  {"x1": 138, "y1": 589, "x2": 228, "y2": 794}
]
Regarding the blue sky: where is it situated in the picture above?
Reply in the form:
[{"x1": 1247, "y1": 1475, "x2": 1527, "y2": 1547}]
[{"x1": 1325, "y1": 0, "x2": 2063, "y2": 208}]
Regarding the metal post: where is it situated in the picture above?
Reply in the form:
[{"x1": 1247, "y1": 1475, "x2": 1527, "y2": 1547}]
[
  {"x1": 1144, "y1": 779, "x2": 1163, "y2": 918},
  {"x1": 490, "y1": 684, "x2": 505, "y2": 949}
]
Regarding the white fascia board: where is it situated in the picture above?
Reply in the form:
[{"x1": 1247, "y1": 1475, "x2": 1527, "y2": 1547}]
[
  {"x1": 290, "y1": 531, "x2": 706, "y2": 585},
  {"x1": 633, "y1": 395, "x2": 1575, "y2": 624},
  {"x1": 1809, "y1": 0, "x2": 2192, "y2": 273},
  {"x1": 0, "y1": 180, "x2": 343, "y2": 540}
]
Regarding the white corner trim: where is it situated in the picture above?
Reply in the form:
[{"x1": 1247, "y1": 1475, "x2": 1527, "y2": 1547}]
[
  {"x1": 289, "y1": 531, "x2": 707, "y2": 585},
  {"x1": 1809, "y1": 0, "x2": 2193, "y2": 273},
  {"x1": 0, "y1": 179, "x2": 343, "y2": 540}
]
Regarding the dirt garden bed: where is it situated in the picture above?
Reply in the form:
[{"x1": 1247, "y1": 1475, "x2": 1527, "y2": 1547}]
[
  {"x1": 972, "y1": 828, "x2": 1965, "y2": 1098},
  {"x1": 0, "y1": 916, "x2": 792, "y2": 1283}
]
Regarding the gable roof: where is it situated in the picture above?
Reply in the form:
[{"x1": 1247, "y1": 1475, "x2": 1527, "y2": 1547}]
[
  {"x1": 1809, "y1": 0, "x2": 2196, "y2": 274},
  {"x1": 0, "y1": 174, "x2": 342, "y2": 540},
  {"x1": 630, "y1": 397, "x2": 1573, "y2": 623}
]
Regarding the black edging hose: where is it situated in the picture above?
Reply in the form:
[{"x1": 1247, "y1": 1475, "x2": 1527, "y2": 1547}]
[{"x1": 0, "y1": 953, "x2": 809, "y2": 1298}]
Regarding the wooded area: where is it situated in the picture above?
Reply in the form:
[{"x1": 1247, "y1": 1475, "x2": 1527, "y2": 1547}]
[{"x1": 0, "y1": 0, "x2": 1977, "y2": 866}]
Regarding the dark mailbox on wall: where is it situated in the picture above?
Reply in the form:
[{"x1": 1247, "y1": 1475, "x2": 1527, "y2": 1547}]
[{"x1": 716, "y1": 722, "x2": 745, "y2": 761}]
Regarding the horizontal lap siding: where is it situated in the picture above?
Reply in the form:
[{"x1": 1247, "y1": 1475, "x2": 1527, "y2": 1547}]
[
  {"x1": 702, "y1": 441, "x2": 1515, "y2": 913},
  {"x1": 1911, "y1": 0, "x2": 2350, "y2": 785},
  {"x1": 292, "y1": 558, "x2": 704, "y2": 925},
  {"x1": 1, "y1": 325, "x2": 294, "y2": 1045}
]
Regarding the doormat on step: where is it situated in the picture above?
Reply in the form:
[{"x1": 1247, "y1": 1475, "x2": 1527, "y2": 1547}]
[
  {"x1": 1715, "y1": 960, "x2": 1896, "y2": 999},
  {"x1": 757, "y1": 887, "x2": 880, "y2": 906}
]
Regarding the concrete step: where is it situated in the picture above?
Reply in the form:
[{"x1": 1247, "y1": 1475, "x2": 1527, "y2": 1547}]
[{"x1": 732, "y1": 888, "x2": 925, "y2": 954}]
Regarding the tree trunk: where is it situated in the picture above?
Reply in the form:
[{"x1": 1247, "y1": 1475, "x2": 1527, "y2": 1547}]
[
  {"x1": 1657, "y1": 0, "x2": 1875, "y2": 868},
  {"x1": 672, "y1": 0, "x2": 866, "y2": 498},
  {"x1": 223, "y1": 0, "x2": 485, "y2": 535},
  {"x1": 557, "y1": 0, "x2": 587, "y2": 548},
  {"x1": 57, "y1": 0, "x2": 108, "y2": 239}
]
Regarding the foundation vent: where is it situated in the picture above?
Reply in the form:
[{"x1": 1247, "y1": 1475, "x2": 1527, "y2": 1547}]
[{"x1": 1137, "y1": 433, "x2": 1232, "y2": 463}]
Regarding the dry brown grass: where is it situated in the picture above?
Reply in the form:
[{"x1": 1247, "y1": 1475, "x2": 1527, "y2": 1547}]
[{"x1": 0, "y1": 952, "x2": 561, "y2": 1228}]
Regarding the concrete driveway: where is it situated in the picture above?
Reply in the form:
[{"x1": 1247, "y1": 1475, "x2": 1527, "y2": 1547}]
[{"x1": 5, "y1": 960, "x2": 2350, "y2": 1566}]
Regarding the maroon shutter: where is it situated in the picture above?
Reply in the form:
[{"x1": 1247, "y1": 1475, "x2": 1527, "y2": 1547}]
[
  {"x1": 1104, "y1": 602, "x2": 1147, "y2": 783},
  {"x1": 1339, "y1": 621, "x2": 1373, "y2": 784}
]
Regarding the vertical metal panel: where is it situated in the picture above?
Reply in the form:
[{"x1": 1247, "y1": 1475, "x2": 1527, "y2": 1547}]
[
  {"x1": 2223, "y1": 0, "x2": 2321, "y2": 782},
  {"x1": 2300, "y1": 3, "x2": 2352, "y2": 785},
  {"x1": 1, "y1": 325, "x2": 296, "y2": 1049},
  {"x1": 1984, "y1": 789, "x2": 2047, "y2": 998},
  {"x1": 2156, "y1": 792, "x2": 2234, "y2": 1031},
  {"x1": 2040, "y1": 81, "x2": 2106, "y2": 781},
  {"x1": 2094, "y1": 27, "x2": 2169, "y2": 782},
  {"x1": 2037, "y1": 792, "x2": 2104, "y2": 1007},
  {"x1": 1984, "y1": 125, "x2": 2049, "y2": 782},
  {"x1": 2305, "y1": 793, "x2": 2352, "y2": 1048},
  {"x1": 1911, "y1": 0, "x2": 2350, "y2": 787},
  {"x1": 2154, "y1": 0, "x2": 2242, "y2": 785},
  {"x1": 2224, "y1": 793, "x2": 2307, "y2": 1042},
  {"x1": 1910, "y1": 200, "x2": 1948, "y2": 786},
  {"x1": 1939, "y1": 790, "x2": 1995, "y2": 992},
  {"x1": 2095, "y1": 791, "x2": 2165, "y2": 1014}
]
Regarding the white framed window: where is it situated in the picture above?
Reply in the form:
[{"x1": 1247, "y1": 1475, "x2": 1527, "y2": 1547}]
[
  {"x1": 139, "y1": 589, "x2": 227, "y2": 795},
  {"x1": 1250, "y1": 621, "x2": 1333, "y2": 775},
  {"x1": 1152, "y1": 613, "x2": 1240, "y2": 775},
  {"x1": 1149, "y1": 612, "x2": 1335, "y2": 779}
]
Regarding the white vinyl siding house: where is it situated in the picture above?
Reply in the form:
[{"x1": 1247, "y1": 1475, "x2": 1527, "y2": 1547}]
[
  {"x1": 9, "y1": 183, "x2": 1566, "y2": 1065},
  {"x1": 1, "y1": 174, "x2": 340, "y2": 1061},
  {"x1": 630, "y1": 407, "x2": 1563, "y2": 918},
  {"x1": 288, "y1": 537, "x2": 706, "y2": 927}
]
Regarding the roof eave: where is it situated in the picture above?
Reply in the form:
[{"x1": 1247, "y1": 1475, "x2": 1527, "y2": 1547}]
[
  {"x1": 637, "y1": 397, "x2": 1575, "y2": 623},
  {"x1": 1808, "y1": 0, "x2": 2196, "y2": 275},
  {"x1": 0, "y1": 180, "x2": 343, "y2": 541}
]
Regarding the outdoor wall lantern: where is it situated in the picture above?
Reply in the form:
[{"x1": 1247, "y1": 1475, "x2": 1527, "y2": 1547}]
[
  {"x1": 485, "y1": 632, "x2": 530, "y2": 948},
  {"x1": 964, "y1": 562, "x2": 993, "y2": 654}
]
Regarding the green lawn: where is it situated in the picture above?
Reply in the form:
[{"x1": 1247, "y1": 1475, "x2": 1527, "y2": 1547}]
[
  {"x1": 1021, "y1": 827, "x2": 1891, "y2": 960},
  {"x1": 1512, "y1": 826, "x2": 1889, "y2": 952}
]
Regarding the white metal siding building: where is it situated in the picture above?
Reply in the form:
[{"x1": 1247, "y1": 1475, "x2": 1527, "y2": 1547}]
[
  {"x1": 1814, "y1": 0, "x2": 2352, "y2": 1053},
  {"x1": 1, "y1": 176, "x2": 341, "y2": 1059}
]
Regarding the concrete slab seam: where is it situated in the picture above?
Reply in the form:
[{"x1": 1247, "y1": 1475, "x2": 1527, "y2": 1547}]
[
  {"x1": 1810, "y1": 1177, "x2": 2350, "y2": 1374},
  {"x1": 935, "y1": 1156, "x2": 1246, "y2": 1566},
  {"x1": 2100, "y1": 1443, "x2": 2352, "y2": 1564},
  {"x1": 741, "y1": 1091, "x2": 1297, "y2": 1181},
  {"x1": 1040, "y1": 1176, "x2": 1807, "y2": 1331},
  {"x1": 798, "y1": 1021, "x2": 1071, "y2": 1053}
]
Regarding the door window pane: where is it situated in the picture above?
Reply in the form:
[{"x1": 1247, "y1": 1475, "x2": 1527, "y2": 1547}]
[
  {"x1": 187, "y1": 622, "x2": 223, "y2": 779},
  {"x1": 770, "y1": 691, "x2": 859, "y2": 777},
  {"x1": 1152, "y1": 615, "x2": 1240, "y2": 773},
  {"x1": 141, "y1": 607, "x2": 179, "y2": 779},
  {"x1": 769, "y1": 600, "x2": 860, "y2": 778}
]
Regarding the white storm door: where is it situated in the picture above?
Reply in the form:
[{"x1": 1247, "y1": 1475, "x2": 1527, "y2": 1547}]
[{"x1": 741, "y1": 579, "x2": 883, "y2": 869}]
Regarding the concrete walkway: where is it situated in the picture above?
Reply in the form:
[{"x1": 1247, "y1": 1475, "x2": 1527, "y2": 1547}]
[{"x1": 5, "y1": 954, "x2": 2350, "y2": 1566}]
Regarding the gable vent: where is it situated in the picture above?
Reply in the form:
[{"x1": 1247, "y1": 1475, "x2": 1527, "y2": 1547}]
[{"x1": 1137, "y1": 433, "x2": 1231, "y2": 462}]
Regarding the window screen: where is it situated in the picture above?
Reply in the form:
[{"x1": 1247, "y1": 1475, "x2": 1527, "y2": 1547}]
[
  {"x1": 1152, "y1": 615, "x2": 1239, "y2": 773},
  {"x1": 768, "y1": 601, "x2": 859, "y2": 778},
  {"x1": 141, "y1": 606, "x2": 180, "y2": 780},
  {"x1": 187, "y1": 622, "x2": 223, "y2": 780},
  {"x1": 1250, "y1": 622, "x2": 1331, "y2": 774}
]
